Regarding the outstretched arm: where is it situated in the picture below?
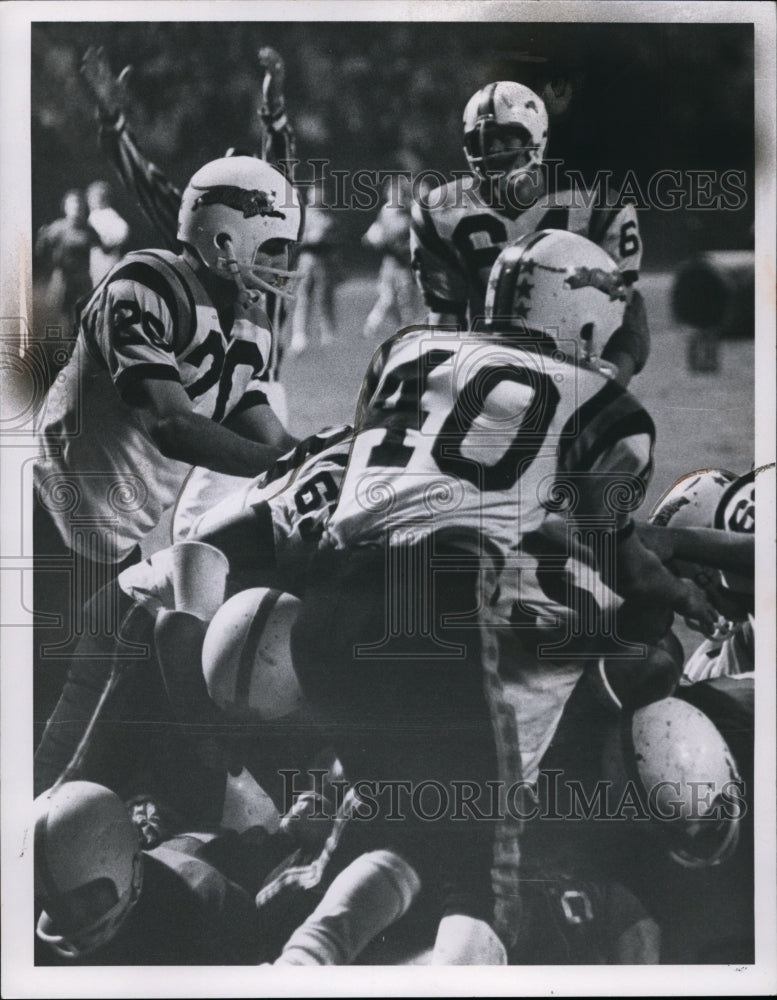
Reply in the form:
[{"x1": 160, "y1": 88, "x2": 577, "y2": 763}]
[{"x1": 80, "y1": 46, "x2": 182, "y2": 248}]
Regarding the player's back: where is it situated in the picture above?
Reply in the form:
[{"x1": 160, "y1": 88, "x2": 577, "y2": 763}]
[{"x1": 327, "y1": 326, "x2": 654, "y2": 558}]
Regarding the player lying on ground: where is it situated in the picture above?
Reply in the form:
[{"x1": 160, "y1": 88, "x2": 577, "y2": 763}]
[{"x1": 34, "y1": 780, "x2": 420, "y2": 966}]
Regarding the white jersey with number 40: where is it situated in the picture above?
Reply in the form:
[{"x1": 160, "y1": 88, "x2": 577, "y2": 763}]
[{"x1": 326, "y1": 326, "x2": 655, "y2": 557}]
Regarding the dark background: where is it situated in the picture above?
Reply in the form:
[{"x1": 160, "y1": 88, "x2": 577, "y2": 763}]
[{"x1": 32, "y1": 21, "x2": 755, "y2": 270}]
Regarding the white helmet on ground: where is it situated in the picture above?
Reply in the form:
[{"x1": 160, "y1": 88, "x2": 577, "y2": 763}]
[
  {"x1": 202, "y1": 587, "x2": 305, "y2": 721},
  {"x1": 484, "y1": 229, "x2": 628, "y2": 367},
  {"x1": 34, "y1": 781, "x2": 143, "y2": 958},
  {"x1": 178, "y1": 156, "x2": 302, "y2": 298},
  {"x1": 602, "y1": 697, "x2": 743, "y2": 868},
  {"x1": 463, "y1": 81, "x2": 548, "y2": 182}
]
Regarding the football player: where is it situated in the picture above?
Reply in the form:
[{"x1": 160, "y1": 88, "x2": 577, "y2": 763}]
[
  {"x1": 34, "y1": 781, "x2": 421, "y2": 966},
  {"x1": 362, "y1": 176, "x2": 417, "y2": 340},
  {"x1": 79, "y1": 44, "x2": 295, "y2": 416},
  {"x1": 410, "y1": 81, "x2": 649, "y2": 386},
  {"x1": 287, "y1": 179, "x2": 341, "y2": 355},
  {"x1": 288, "y1": 230, "x2": 717, "y2": 961},
  {"x1": 33, "y1": 152, "x2": 302, "y2": 742}
]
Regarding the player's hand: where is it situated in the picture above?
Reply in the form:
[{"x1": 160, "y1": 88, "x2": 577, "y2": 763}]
[
  {"x1": 258, "y1": 46, "x2": 286, "y2": 116},
  {"x1": 601, "y1": 287, "x2": 650, "y2": 386},
  {"x1": 80, "y1": 45, "x2": 133, "y2": 119},
  {"x1": 675, "y1": 578, "x2": 720, "y2": 637}
]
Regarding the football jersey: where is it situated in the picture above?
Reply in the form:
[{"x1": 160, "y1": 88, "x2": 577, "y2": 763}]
[
  {"x1": 327, "y1": 326, "x2": 655, "y2": 559},
  {"x1": 186, "y1": 425, "x2": 353, "y2": 556},
  {"x1": 36, "y1": 249, "x2": 273, "y2": 561},
  {"x1": 410, "y1": 176, "x2": 642, "y2": 319},
  {"x1": 97, "y1": 111, "x2": 295, "y2": 381}
]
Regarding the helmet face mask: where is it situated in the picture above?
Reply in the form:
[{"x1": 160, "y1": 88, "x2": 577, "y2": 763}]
[
  {"x1": 463, "y1": 81, "x2": 548, "y2": 197},
  {"x1": 34, "y1": 781, "x2": 144, "y2": 958},
  {"x1": 178, "y1": 156, "x2": 302, "y2": 299}
]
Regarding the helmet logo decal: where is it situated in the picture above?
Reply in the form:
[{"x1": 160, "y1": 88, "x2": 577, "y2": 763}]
[
  {"x1": 564, "y1": 266, "x2": 627, "y2": 301},
  {"x1": 193, "y1": 185, "x2": 287, "y2": 220}
]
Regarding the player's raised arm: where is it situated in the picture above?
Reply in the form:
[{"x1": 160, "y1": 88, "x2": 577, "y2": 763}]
[
  {"x1": 80, "y1": 46, "x2": 182, "y2": 249},
  {"x1": 257, "y1": 46, "x2": 297, "y2": 180}
]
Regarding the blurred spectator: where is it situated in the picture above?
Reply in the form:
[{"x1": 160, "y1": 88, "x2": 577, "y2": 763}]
[
  {"x1": 288, "y1": 179, "x2": 340, "y2": 354},
  {"x1": 86, "y1": 180, "x2": 130, "y2": 284},
  {"x1": 362, "y1": 176, "x2": 417, "y2": 339},
  {"x1": 35, "y1": 189, "x2": 99, "y2": 317}
]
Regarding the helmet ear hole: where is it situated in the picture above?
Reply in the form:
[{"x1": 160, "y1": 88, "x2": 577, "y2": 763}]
[
  {"x1": 215, "y1": 233, "x2": 230, "y2": 250},
  {"x1": 580, "y1": 322, "x2": 594, "y2": 343}
]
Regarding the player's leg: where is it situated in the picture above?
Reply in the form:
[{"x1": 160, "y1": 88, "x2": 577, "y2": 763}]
[
  {"x1": 33, "y1": 491, "x2": 141, "y2": 744},
  {"x1": 318, "y1": 257, "x2": 337, "y2": 346},
  {"x1": 34, "y1": 587, "x2": 154, "y2": 795},
  {"x1": 288, "y1": 252, "x2": 314, "y2": 354},
  {"x1": 291, "y1": 541, "x2": 501, "y2": 943},
  {"x1": 363, "y1": 256, "x2": 398, "y2": 339}
]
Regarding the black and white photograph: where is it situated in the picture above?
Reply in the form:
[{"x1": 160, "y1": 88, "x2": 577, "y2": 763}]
[{"x1": 1, "y1": 1, "x2": 775, "y2": 995}]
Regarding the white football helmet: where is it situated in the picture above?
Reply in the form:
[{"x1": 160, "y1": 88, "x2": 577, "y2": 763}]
[
  {"x1": 484, "y1": 229, "x2": 628, "y2": 368},
  {"x1": 602, "y1": 697, "x2": 743, "y2": 868},
  {"x1": 35, "y1": 781, "x2": 143, "y2": 958},
  {"x1": 714, "y1": 469, "x2": 755, "y2": 601},
  {"x1": 178, "y1": 156, "x2": 302, "y2": 298},
  {"x1": 202, "y1": 587, "x2": 305, "y2": 721},
  {"x1": 463, "y1": 81, "x2": 548, "y2": 182},
  {"x1": 650, "y1": 467, "x2": 752, "y2": 617},
  {"x1": 649, "y1": 468, "x2": 738, "y2": 528}
]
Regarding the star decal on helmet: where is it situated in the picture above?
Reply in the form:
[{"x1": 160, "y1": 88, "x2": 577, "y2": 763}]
[
  {"x1": 564, "y1": 266, "x2": 627, "y2": 301},
  {"x1": 516, "y1": 278, "x2": 534, "y2": 298},
  {"x1": 193, "y1": 185, "x2": 287, "y2": 220}
]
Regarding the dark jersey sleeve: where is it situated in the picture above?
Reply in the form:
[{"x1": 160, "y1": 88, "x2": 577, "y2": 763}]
[
  {"x1": 259, "y1": 106, "x2": 298, "y2": 181},
  {"x1": 98, "y1": 112, "x2": 182, "y2": 250}
]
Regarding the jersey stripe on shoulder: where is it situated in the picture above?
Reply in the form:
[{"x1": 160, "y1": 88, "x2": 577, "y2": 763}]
[
  {"x1": 108, "y1": 250, "x2": 198, "y2": 354},
  {"x1": 537, "y1": 206, "x2": 571, "y2": 232},
  {"x1": 587, "y1": 204, "x2": 620, "y2": 247},
  {"x1": 141, "y1": 250, "x2": 199, "y2": 352},
  {"x1": 557, "y1": 378, "x2": 654, "y2": 474}
]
